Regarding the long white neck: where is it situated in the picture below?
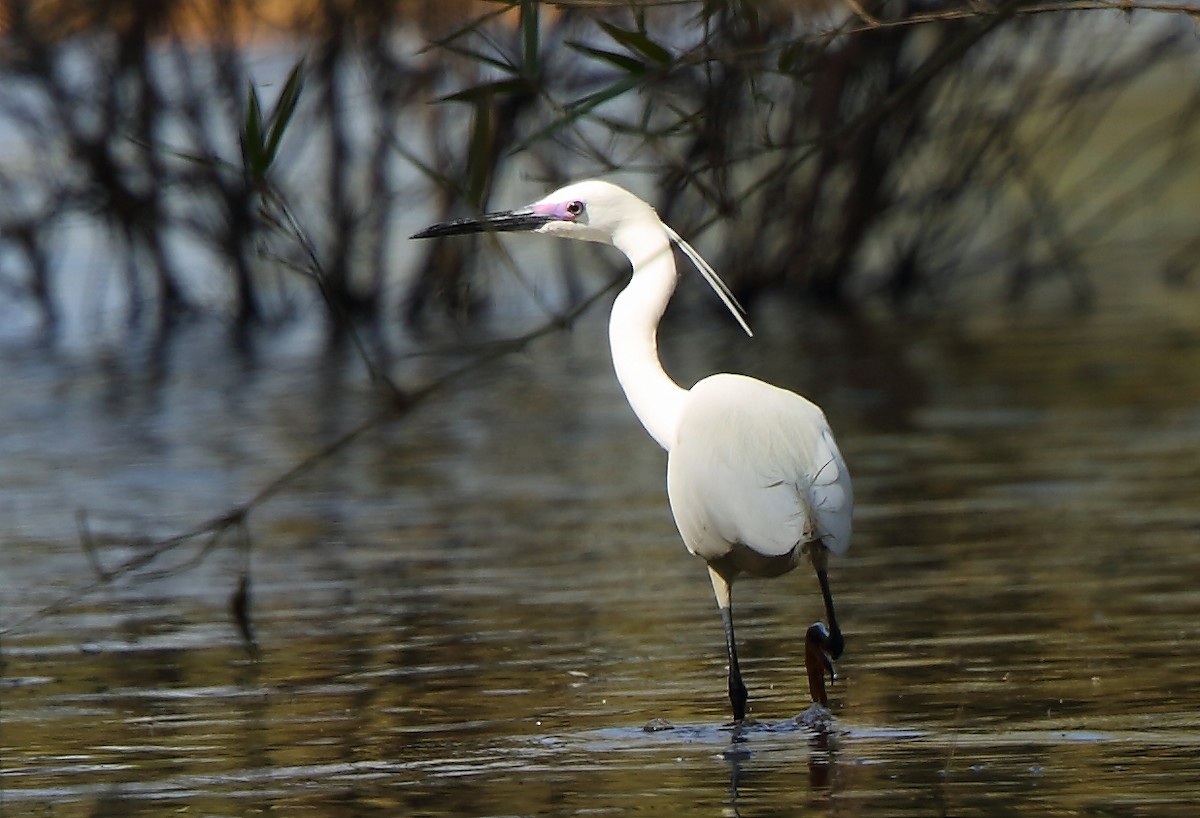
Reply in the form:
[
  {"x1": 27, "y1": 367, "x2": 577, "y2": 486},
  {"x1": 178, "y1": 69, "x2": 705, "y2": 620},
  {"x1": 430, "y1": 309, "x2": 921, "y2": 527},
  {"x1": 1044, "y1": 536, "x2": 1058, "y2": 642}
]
[{"x1": 608, "y1": 219, "x2": 688, "y2": 452}]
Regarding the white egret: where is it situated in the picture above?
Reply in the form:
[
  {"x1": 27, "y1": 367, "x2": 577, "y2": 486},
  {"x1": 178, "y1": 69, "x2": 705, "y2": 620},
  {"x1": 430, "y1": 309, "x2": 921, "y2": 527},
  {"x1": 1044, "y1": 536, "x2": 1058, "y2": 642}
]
[{"x1": 412, "y1": 180, "x2": 852, "y2": 720}]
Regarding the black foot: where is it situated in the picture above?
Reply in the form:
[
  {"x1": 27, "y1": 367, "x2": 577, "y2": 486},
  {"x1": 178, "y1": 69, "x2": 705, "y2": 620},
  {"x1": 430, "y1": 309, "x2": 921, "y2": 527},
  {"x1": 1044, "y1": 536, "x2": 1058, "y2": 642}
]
[
  {"x1": 827, "y1": 624, "x2": 845, "y2": 661},
  {"x1": 804, "y1": 622, "x2": 838, "y2": 706}
]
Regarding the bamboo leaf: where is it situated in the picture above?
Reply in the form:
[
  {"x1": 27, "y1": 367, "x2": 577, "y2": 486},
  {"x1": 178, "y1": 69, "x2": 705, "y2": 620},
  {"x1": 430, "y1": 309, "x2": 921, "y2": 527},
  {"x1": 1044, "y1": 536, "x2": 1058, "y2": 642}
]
[
  {"x1": 596, "y1": 20, "x2": 671, "y2": 66},
  {"x1": 387, "y1": 134, "x2": 456, "y2": 190},
  {"x1": 264, "y1": 59, "x2": 305, "y2": 167},
  {"x1": 569, "y1": 75, "x2": 643, "y2": 116},
  {"x1": 242, "y1": 84, "x2": 265, "y2": 180},
  {"x1": 244, "y1": 86, "x2": 263, "y2": 149},
  {"x1": 439, "y1": 78, "x2": 532, "y2": 104},
  {"x1": 434, "y1": 39, "x2": 515, "y2": 73},
  {"x1": 566, "y1": 42, "x2": 647, "y2": 75},
  {"x1": 511, "y1": 74, "x2": 641, "y2": 153},
  {"x1": 466, "y1": 98, "x2": 493, "y2": 207},
  {"x1": 520, "y1": 0, "x2": 539, "y2": 78},
  {"x1": 419, "y1": 3, "x2": 512, "y2": 55}
]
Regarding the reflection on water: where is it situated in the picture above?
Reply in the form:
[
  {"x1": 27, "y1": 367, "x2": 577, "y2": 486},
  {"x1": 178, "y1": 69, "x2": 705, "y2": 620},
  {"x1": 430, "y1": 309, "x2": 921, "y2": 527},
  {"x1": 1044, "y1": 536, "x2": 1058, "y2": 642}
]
[{"x1": 3, "y1": 304, "x2": 1200, "y2": 816}]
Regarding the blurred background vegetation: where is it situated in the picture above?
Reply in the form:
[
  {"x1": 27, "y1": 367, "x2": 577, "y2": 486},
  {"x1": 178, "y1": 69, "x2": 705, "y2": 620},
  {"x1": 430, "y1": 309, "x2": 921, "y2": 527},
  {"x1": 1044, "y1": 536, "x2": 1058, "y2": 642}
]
[{"x1": 1, "y1": 0, "x2": 1199, "y2": 351}]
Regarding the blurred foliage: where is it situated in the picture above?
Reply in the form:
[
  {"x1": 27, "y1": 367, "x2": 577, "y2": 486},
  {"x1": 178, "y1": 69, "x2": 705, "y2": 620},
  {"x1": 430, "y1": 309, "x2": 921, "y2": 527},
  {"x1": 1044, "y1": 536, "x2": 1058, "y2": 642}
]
[{"x1": 1, "y1": 0, "x2": 1199, "y2": 346}]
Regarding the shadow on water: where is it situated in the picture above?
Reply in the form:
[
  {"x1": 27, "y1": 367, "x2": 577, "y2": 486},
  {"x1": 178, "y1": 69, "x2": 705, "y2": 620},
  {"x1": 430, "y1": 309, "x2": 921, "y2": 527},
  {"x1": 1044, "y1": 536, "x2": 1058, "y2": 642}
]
[{"x1": 4, "y1": 303, "x2": 1200, "y2": 816}]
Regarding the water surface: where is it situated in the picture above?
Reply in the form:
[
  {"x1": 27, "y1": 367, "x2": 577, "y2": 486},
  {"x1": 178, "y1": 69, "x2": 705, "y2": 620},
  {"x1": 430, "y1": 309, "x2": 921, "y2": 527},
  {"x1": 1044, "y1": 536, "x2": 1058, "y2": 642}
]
[{"x1": 3, "y1": 304, "x2": 1200, "y2": 816}]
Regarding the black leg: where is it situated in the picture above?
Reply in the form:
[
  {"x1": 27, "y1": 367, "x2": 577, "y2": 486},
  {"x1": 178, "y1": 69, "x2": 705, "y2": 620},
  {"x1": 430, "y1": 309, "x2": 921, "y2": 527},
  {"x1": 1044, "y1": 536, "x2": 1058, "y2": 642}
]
[
  {"x1": 721, "y1": 605, "x2": 748, "y2": 722},
  {"x1": 804, "y1": 544, "x2": 843, "y2": 708},
  {"x1": 708, "y1": 565, "x2": 748, "y2": 722},
  {"x1": 815, "y1": 565, "x2": 844, "y2": 660},
  {"x1": 809, "y1": 544, "x2": 844, "y2": 660}
]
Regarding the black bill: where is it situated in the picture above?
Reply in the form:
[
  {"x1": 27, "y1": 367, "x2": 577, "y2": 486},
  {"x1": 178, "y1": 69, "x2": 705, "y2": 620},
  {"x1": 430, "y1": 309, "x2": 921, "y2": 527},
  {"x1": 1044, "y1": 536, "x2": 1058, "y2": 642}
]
[{"x1": 410, "y1": 208, "x2": 553, "y2": 239}]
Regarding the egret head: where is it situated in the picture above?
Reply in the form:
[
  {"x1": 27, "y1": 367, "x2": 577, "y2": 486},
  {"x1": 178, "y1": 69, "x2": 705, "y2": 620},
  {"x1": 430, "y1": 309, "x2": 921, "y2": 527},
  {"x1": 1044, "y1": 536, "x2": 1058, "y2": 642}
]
[
  {"x1": 412, "y1": 179, "x2": 752, "y2": 336},
  {"x1": 410, "y1": 179, "x2": 652, "y2": 246}
]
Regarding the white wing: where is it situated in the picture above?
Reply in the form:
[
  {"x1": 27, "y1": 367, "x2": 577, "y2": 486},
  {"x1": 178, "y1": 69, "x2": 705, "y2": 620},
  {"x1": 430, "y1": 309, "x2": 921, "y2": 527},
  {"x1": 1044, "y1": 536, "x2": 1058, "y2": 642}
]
[{"x1": 666, "y1": 374, "x2": 853, "y2": 565}]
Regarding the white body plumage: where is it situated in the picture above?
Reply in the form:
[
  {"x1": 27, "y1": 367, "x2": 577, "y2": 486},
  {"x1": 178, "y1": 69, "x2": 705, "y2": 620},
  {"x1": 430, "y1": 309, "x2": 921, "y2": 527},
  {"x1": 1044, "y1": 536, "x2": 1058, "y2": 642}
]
[{"x1": 413, "y1": 179, "x2": 853, "y2": 719}]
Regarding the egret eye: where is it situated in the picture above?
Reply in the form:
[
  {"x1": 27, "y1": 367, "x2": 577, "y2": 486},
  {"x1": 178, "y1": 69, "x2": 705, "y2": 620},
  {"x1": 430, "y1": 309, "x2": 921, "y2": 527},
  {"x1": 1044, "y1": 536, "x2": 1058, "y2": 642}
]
[{"x1": 566, "y1": 200, "x2": 585, "y2": 217}]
